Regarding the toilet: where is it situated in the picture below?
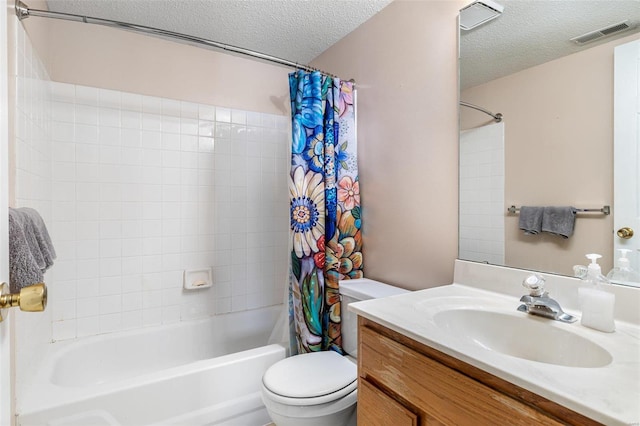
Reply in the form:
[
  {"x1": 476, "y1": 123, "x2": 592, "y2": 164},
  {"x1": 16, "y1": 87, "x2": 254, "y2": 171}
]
[{"x1": 261, "y1": 278, "x2": 409, "y2": 426}]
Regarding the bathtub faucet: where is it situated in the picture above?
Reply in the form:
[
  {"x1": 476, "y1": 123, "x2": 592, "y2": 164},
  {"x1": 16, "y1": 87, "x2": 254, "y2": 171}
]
[{"x1": 517, "y1": 274, "x2": 577, "y2": 323}]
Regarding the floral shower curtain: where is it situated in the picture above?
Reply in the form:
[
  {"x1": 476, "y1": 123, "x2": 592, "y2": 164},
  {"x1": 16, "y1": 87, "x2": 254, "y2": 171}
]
[{"x1": 288, "y1": 70, "x2": 363, "y2": 355}]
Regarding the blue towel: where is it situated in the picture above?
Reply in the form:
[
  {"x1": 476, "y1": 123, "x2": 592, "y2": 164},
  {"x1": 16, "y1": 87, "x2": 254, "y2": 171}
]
[{"x1": 542, "y1": 206, "x2": 577, "y2": 239}]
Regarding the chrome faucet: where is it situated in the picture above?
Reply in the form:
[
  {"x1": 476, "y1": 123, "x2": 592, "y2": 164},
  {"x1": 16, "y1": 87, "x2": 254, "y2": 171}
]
[{"x1": 517, "y1": 274, "x2": 577, "y2": 323}]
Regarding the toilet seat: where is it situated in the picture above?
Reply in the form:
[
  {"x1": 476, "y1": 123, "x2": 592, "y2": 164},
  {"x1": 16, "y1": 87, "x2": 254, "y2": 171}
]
[{"x1": 262, "y1": 351, "x2": 357, "y2": 406}]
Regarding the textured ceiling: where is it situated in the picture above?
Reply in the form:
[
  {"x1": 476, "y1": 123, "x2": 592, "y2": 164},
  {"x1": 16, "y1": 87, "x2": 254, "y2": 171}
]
[
  {"x1": 40, "y1": 0, "x2": 640, "y2": 88},
  {"x1": 461, "y1": 0, "x2": 640, "y2": 90},
  {"x1": 44, "y1": 0, "x2": 393, "y2": 64}
]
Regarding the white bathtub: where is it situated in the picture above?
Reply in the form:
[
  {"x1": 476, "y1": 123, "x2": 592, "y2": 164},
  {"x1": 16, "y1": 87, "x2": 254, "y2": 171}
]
[{"x1": 18, "y1": 305, "x2": 286, "y2": 426}]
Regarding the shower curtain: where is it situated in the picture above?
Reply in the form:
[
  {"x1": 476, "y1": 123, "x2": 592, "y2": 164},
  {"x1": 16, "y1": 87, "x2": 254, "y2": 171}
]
[{"x1": 288, "y1": 71, "x2": 362, "y2": 355}]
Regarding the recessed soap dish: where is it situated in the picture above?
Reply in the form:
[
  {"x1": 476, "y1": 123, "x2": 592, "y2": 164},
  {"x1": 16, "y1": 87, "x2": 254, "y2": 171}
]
[{"x1": 184, "y1": 268, "x2": 212, "y2": 290}]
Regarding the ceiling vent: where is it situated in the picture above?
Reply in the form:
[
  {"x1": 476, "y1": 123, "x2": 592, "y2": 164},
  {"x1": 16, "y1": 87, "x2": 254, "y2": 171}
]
[
  {"x1": 459, "y1": 0, "x2": 504, "y2": 31},
  {"x1": 570, "y1": 20, "x2": 636, "y2": 45}
]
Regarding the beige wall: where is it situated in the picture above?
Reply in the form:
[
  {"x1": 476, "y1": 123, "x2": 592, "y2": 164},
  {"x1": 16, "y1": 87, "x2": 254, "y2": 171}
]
[
  {"x1": 461, "y1": 32, "x2": 640, "y2": 275},
  {"x1": 21, "y1": 11, "x2": 291, "y2": 116},
  {"x1": 312, "y1": 0, "x2": 464, "y2": 290}
]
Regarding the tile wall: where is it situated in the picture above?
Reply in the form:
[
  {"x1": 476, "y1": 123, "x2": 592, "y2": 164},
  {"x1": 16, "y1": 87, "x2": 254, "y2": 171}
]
[
  {"x1": 43, "y1": 83, "x2": 290, "y2": 340},
  {"x1": 13, "y1": 25, "x2": 290, "y2": 342},
  {"x1": 14, "y1": 21, "x2": 53, "y2": 237},
  {"x1": 13, "y1": 19, "x2": 54, "y2": 402},
  {"x1": 459, "y1": 122, "x2": 505, "y2": 265}
]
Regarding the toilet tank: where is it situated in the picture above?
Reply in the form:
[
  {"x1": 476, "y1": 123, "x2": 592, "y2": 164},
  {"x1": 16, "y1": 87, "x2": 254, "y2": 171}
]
[{"x1": 339, "y1": 278, "x2": 409, "y2": 357}]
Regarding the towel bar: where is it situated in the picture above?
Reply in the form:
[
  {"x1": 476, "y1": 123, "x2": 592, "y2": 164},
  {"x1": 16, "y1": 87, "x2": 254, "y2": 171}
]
[{"x1": 507, "y1": 205, "x2": 610, "y2": 215}]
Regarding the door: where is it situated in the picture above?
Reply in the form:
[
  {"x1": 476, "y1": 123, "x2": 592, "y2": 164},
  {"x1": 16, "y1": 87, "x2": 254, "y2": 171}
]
[
  {"x1": 613, "y1": 39, "x2": 640, "y2": 284},
  {"x1": 0, "y1": 0, "x2": 14, "y2": 423}
]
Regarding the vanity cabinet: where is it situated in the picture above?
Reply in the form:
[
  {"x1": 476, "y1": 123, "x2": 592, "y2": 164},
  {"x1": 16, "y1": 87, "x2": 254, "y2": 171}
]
[{"x1": 357, "y1": 317, "x2": 601, "y2": 426}]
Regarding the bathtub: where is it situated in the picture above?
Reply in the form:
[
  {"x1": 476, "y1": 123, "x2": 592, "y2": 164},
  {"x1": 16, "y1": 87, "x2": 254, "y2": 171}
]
[{"x1": 17, "y1": 305, "x2": 286, "y2": 426}]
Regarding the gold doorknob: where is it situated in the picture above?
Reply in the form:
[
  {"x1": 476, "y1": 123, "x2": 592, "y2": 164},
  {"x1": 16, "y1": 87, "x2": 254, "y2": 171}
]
[
  {"x1": 617, "y1": 227, "x2": 634, "y2": 239},
  {"x1": 0, "y1": 283, "x2": 47, "y2": 322}
]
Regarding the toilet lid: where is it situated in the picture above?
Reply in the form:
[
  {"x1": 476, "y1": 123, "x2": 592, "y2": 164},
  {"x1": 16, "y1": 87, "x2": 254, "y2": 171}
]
[{"x1": 263, "y1": 351, "x2": 357, "y2": 399}]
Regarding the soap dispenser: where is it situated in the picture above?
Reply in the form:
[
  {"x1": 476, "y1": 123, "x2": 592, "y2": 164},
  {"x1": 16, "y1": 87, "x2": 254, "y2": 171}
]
[
  {"x1": 606, "y1": 249, "x2": 640, "y2": 284},
  {"x1": 578, "y1": 254, "x2": 615, "y2": 332}
]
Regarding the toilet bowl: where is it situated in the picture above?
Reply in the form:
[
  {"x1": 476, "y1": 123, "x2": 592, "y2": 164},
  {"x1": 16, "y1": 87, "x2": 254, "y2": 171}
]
[
  {"x1": 261, "y1": 278, "x2": 409, "y2": 426},
  {"x1": 261, "y1": 351, "x2": 358, "y2": 426}
]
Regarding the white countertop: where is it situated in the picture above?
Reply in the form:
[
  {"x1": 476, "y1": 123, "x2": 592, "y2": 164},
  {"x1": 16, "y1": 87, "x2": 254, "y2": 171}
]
[{"x1": 350, "y1": 265, "x2": 640, "y2": 425}]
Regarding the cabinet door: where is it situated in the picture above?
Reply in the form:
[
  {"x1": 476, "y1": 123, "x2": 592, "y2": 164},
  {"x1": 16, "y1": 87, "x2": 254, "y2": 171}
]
[
  {"x1": 360, "y1": 326, "x2": 565, "y2": 426},
  {"x1": 358, "y1": 378, "x2": 418, "y2": 426}
]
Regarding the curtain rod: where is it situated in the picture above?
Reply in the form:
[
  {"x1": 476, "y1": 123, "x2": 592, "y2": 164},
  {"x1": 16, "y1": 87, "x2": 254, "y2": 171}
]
[
  {"x1": 460, "y1": 101, "x2": 502, "y2": 122},
  {"x1": 15, "y1": 0, "x2": 350, "y2": 82}
]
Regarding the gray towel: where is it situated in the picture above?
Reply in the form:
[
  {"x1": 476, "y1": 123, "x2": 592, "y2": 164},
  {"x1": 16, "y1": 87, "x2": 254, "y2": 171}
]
[
  {"x1": 18, "y1": 207, "x2": 56, "y2": 270},
  {"x1": 542, "y1": 206, "x2": 577, "y2": 239},
  {"x1": 518, "y1": 206, "x2": 543, "y2": 235},
  {"x1": 8, "y1": 209, "x2": 44, "y2": 292},
  {"x1": 10, "y1": 208, "x2": 45, "y2": 269}
]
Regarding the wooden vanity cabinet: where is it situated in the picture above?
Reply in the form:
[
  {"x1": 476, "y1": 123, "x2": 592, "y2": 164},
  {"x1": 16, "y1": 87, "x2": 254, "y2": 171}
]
[{"x1": 357, "y1": 317, "x2": 601, "y2": 426}]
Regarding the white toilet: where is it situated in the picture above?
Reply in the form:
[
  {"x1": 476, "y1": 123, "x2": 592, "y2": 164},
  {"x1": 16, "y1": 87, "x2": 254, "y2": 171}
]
[{"x1": 261, "y1": 278, "x2": 409, "y2": 426}]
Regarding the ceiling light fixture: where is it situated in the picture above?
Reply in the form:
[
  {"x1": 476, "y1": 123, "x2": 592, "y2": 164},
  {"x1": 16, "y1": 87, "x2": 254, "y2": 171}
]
[{"x1": 459, "y1": 0, "x2": 504, "y2": 31}]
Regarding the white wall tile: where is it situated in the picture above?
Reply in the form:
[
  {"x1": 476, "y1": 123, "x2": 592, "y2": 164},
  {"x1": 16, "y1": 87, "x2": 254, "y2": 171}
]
[
  {"x1": 38, "y1": 86, "x2": 289, "y2": 342},
  {"x1": 76, "y1": 144, "x2": 99, "y2": 164},
  {"x1": 215, "y1": 107, "x2": 231, "y2": 123},
  {"x1": 99, "y1": 127, "x2": 121, "y2": 146},
  {"x1": 76, "y1": 221, "x2": 99, "y2": 240},
  {"x1": 98, "y1": 89, "x2": 121, "y2": 109},
  {"x1": 52, "y1": 299, "x2": 76, "y2": 321},
  {"x1": 52, "y1": 320, "x2": 76, "y2": 341},
  {"x1": 161, "y1": 305, "x2": 181, "y2": 324},
  {"x1": 100, "y1": 239, "x2": 122, "y2": 258},
  {"x1": 51, "y1": 82, "x2": 75, "y2": 103},
  {"x1": 52, "y1": 102, "x2": 74, "y2": 123},
  {"x1": 75, "y1": 105, "x2": 98, "y2": 125},
  {"x1": 123, "y1": 132, "x2": 144, "y2": 155},
  {"x1": 53, "y1": 163, "x2": 75, "y2": 181},
  {"x1": 12, "y1": 33, "x2": 61, "y2": 378},
  {"x1": 143, "y1": 308, "x2": 161, "y2": 326},
  {"x1": 142, "y1": 114, "x2": 162, "y2": 131},
  {"x1": 142, "y1": 131, "x2": 162, "y2": 150},
  {"x1": 121, "y1": 310, "x2": 143, "y2": 329},
  {"x1": 198, "y1": 105, "x2": 215, "y2": 121},
  {"x1": 459, "y1": 124, "x2": 505, "y2": 265},
  {"x1": 121, "y1": 93, "x2": 142, "y2": 112},
  {"x1": 161, "y1": 151, "x2": 181, "y2": 168},
  {"x1": 76, "y1": 316, "x2": 99, "y2": 337},
  {"x1": 181, "y1": 118, "x2": 199, "y2": 135},
  {"x1": 52, "y1": 122, "x2": 74, "y2": 142},
  {"x1": 76, "y1": 124, "x2": 99, "y2": 145},
  {"x1": 215, "y1": 123, "x2": 231, "y2": 139},
  {"x1": 99, "y1": 294, "x2": 122, "y2": 314},
  {"x1": 99, "y1": 313, "x2": 122, "y2": 334},
  {"x1": 162, "y1": 133, "x2": 180, "y2": 150},
  {"x1": 53, "y1": 142, "x2": 75, "y2": 162},
  {"x1": 75, "y1": 86, "x2": 98, "y2": 106},
  {"x1": 181, "y1": 135, "x2": 198, "y2": 152},
  {"x1": 100, "y1": 221, "x2": 122, "y2": 239},
  {"x1": 122, "y1": 290, "x2": 143, "y2": 310},
  {"x1": 161, "y1": 99, "x2": 181, "y2": 117},
  {"x1": 76, "y1": 202, "x2": 99, "y2": 221}
]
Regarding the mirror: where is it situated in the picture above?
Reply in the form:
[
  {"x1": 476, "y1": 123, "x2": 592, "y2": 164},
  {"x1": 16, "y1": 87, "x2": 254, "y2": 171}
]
[{"x1": 458, "y1": 0, "x2": 640, "y2": 285}]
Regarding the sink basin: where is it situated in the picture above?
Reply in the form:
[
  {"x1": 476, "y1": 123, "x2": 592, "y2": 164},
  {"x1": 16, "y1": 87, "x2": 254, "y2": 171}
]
[{"x1": 433, "y1": 309, "x2": 612, "y2": 368}]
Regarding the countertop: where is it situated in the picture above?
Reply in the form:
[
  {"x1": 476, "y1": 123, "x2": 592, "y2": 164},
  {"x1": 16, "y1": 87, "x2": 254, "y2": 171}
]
[{"x1": 350, "y1": 283, "x2": 640, "y2": 425}]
